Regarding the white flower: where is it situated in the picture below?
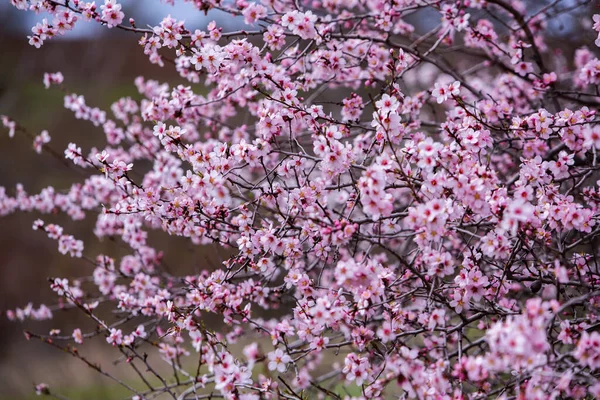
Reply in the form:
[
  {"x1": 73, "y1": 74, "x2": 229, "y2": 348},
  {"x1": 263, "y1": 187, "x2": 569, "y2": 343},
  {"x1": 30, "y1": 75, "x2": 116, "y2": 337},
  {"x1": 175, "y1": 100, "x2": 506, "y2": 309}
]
[{"x1": 267, "y1": 348, "x2": 291, "y2": 372}]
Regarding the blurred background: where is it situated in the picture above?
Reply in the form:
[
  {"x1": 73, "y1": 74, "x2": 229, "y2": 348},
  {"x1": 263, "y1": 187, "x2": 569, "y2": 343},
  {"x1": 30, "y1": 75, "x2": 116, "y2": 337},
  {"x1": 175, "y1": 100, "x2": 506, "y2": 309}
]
[
  {"x1": 0, "y1": 3, "x2": 240, "y2": 399},
  {"x1": 0, "y1": 1, "x2": 596, "y2": 398}
]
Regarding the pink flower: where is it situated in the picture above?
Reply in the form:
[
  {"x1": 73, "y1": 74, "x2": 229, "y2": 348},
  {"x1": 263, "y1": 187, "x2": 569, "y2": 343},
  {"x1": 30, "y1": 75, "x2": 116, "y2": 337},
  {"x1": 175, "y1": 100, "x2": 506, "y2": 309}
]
[
  {"x1": 432, "y1": 82, "x2": 448, "y2": 104},
  {"x1": 43, "y1": 72, "x2": 64, "y2": 89},
  {"x1": 575, "y1": 331, "x2": 600, "y2": 370},
  {"x1": 106, "y1": 328, "x2": 123, "y2": 346},
  {"x1": 33, "y1": 130, "x2": 51, "y2": 154},
  {"x1": 243, "y1": 3, "x2": 267, "y2": 25},
  {"x1": 35, "y1": 383, "x2": 50, "y2": 395},
  {"x1": 280, "y1": 10, "x2": 317, "y2": 40},
  {"x1": 72, "y1": 328, "x2": 84, "y2": 344},
  {"x1": 267, "y1": 348, "x2": 291, "y2": 372},
  {"x1": 101, "y1": 0, "x2": 124, "y2": 28}
]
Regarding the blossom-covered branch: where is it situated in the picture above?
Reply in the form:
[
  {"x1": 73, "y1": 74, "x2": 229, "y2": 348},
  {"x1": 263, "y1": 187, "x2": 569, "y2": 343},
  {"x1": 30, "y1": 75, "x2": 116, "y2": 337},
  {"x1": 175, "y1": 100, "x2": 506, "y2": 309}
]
[{"x1": 4, "y1": 0, "x2": 600, "y2": 399}]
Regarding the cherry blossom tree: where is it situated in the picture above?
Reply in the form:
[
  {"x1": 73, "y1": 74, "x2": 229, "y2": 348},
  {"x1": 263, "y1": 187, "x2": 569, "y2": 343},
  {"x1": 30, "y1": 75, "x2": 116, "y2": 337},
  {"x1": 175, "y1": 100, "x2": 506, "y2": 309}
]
[{"x1": 3, "y1": 0, "x2": 600, "y2": 399}]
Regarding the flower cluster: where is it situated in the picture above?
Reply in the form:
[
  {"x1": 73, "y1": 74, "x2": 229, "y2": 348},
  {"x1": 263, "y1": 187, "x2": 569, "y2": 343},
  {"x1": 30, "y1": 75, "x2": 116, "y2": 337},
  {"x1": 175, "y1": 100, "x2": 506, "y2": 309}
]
[{"x1": 4, "y1": 1, "x2": 600, "y2": 399}]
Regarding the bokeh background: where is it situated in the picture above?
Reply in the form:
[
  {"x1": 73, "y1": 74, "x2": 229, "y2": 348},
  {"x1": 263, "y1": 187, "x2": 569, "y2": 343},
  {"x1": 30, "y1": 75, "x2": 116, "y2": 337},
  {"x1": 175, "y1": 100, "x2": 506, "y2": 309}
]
[
  {"x1": 0, "y1": 1, "x2": 596, "y2": 398},
  {"x1": 0, "y1": 4, "x2": 240, "y2": 398}
]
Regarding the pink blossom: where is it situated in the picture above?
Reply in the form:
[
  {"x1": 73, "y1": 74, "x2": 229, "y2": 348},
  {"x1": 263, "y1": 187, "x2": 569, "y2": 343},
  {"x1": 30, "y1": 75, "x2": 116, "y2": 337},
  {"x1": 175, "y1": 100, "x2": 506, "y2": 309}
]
[
  {"x1": 267, "y1": 348, "x2": 291, "y2": 372},
  {"x1": 4, "y1": 1, "x2": 600, "y2": 398}
]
